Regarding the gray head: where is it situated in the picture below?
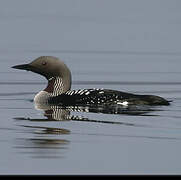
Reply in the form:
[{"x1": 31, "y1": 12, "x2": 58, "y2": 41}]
[{"x1": 12, "y1": 56, "x2": 72, "y2": 94}]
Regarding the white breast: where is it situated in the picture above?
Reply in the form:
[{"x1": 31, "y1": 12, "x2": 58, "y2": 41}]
[{"x1": 34, "y1": 91, "x2": 51, "y2": 104}]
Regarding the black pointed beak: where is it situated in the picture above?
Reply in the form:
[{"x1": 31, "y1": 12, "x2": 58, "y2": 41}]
[
  {"x1": 11, "y1": 63, "x2": 32, "y2": 71},
  {"x1": 12, "y1": 63, "x2": 49, "y2": 79}
]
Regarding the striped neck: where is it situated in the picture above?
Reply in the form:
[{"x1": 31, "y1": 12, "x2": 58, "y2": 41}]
[
  {"x1": 44, "y1": 77, "x2": 67, "y2": 96},
  {"x1": 34, "y1": 76, "x2": 71, "y2": 104}
]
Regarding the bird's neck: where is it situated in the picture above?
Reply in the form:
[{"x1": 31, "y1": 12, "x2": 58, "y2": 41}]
[
  {"x1": 44, "y1": 76, "x2": 71, "y2": 96},
  {"x1": 34, "y1": 76, "x2": 71, "y2": 104}
]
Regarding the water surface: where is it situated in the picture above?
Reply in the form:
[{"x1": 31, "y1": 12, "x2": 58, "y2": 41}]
[{"x1": 1, "y1": 0, "x2": 181, "y2": 175}]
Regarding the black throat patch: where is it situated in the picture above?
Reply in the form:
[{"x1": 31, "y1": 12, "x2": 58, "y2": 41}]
[{"x1": 44, "y1": 77, "x2": 55, "y2": 93}]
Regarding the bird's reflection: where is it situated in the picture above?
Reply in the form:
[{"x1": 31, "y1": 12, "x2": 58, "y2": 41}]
[
  {"x1": 14, "y1": 102, "x2": 160, "y2": 158},
  {"x1": 15, "y1": 125, "x2": 70, "y2": 159},
  {"x1": 15, "y1": 102, "x2": 159, "y2": 124},
  {"x1": 34, "y1": 102, "x2": 158, "y2": 121}
]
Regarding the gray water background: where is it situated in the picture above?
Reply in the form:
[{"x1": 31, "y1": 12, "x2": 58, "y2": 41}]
[{"x1": 0, "y1": 0, "x2": 181, "y2": 174}]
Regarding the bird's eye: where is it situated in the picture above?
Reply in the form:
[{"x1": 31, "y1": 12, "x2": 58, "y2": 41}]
[{"x1": 42, "y1": 61, "x2": 47, "y2": 66}]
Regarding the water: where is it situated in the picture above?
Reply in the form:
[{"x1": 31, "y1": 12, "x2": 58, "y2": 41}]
[{"x1": 1, "y1": 0, "x2": 181, "y2": 175}]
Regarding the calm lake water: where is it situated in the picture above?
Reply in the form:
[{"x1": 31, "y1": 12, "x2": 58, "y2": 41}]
[{"x1": 1, "y1": 0, "x2": 181, "y2": 175}]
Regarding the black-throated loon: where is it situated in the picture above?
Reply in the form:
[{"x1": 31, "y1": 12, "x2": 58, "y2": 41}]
[{"x1": 12, "y1": 56, "x2": 170, "y2": 106}]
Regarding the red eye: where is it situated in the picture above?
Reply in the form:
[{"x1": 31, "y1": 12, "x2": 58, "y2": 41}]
[{"x1": 42, "y1": 61, "x2": 47, "y2": 66}]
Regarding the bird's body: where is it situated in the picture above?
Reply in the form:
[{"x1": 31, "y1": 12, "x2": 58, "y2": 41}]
[{"x1": 12, "y1": 56, "x2": 170, "y2": 107}]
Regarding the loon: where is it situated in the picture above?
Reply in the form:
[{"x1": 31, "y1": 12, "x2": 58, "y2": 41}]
[{"x1": 12, "y1": 56, "x2": 170, "y2": 106}]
